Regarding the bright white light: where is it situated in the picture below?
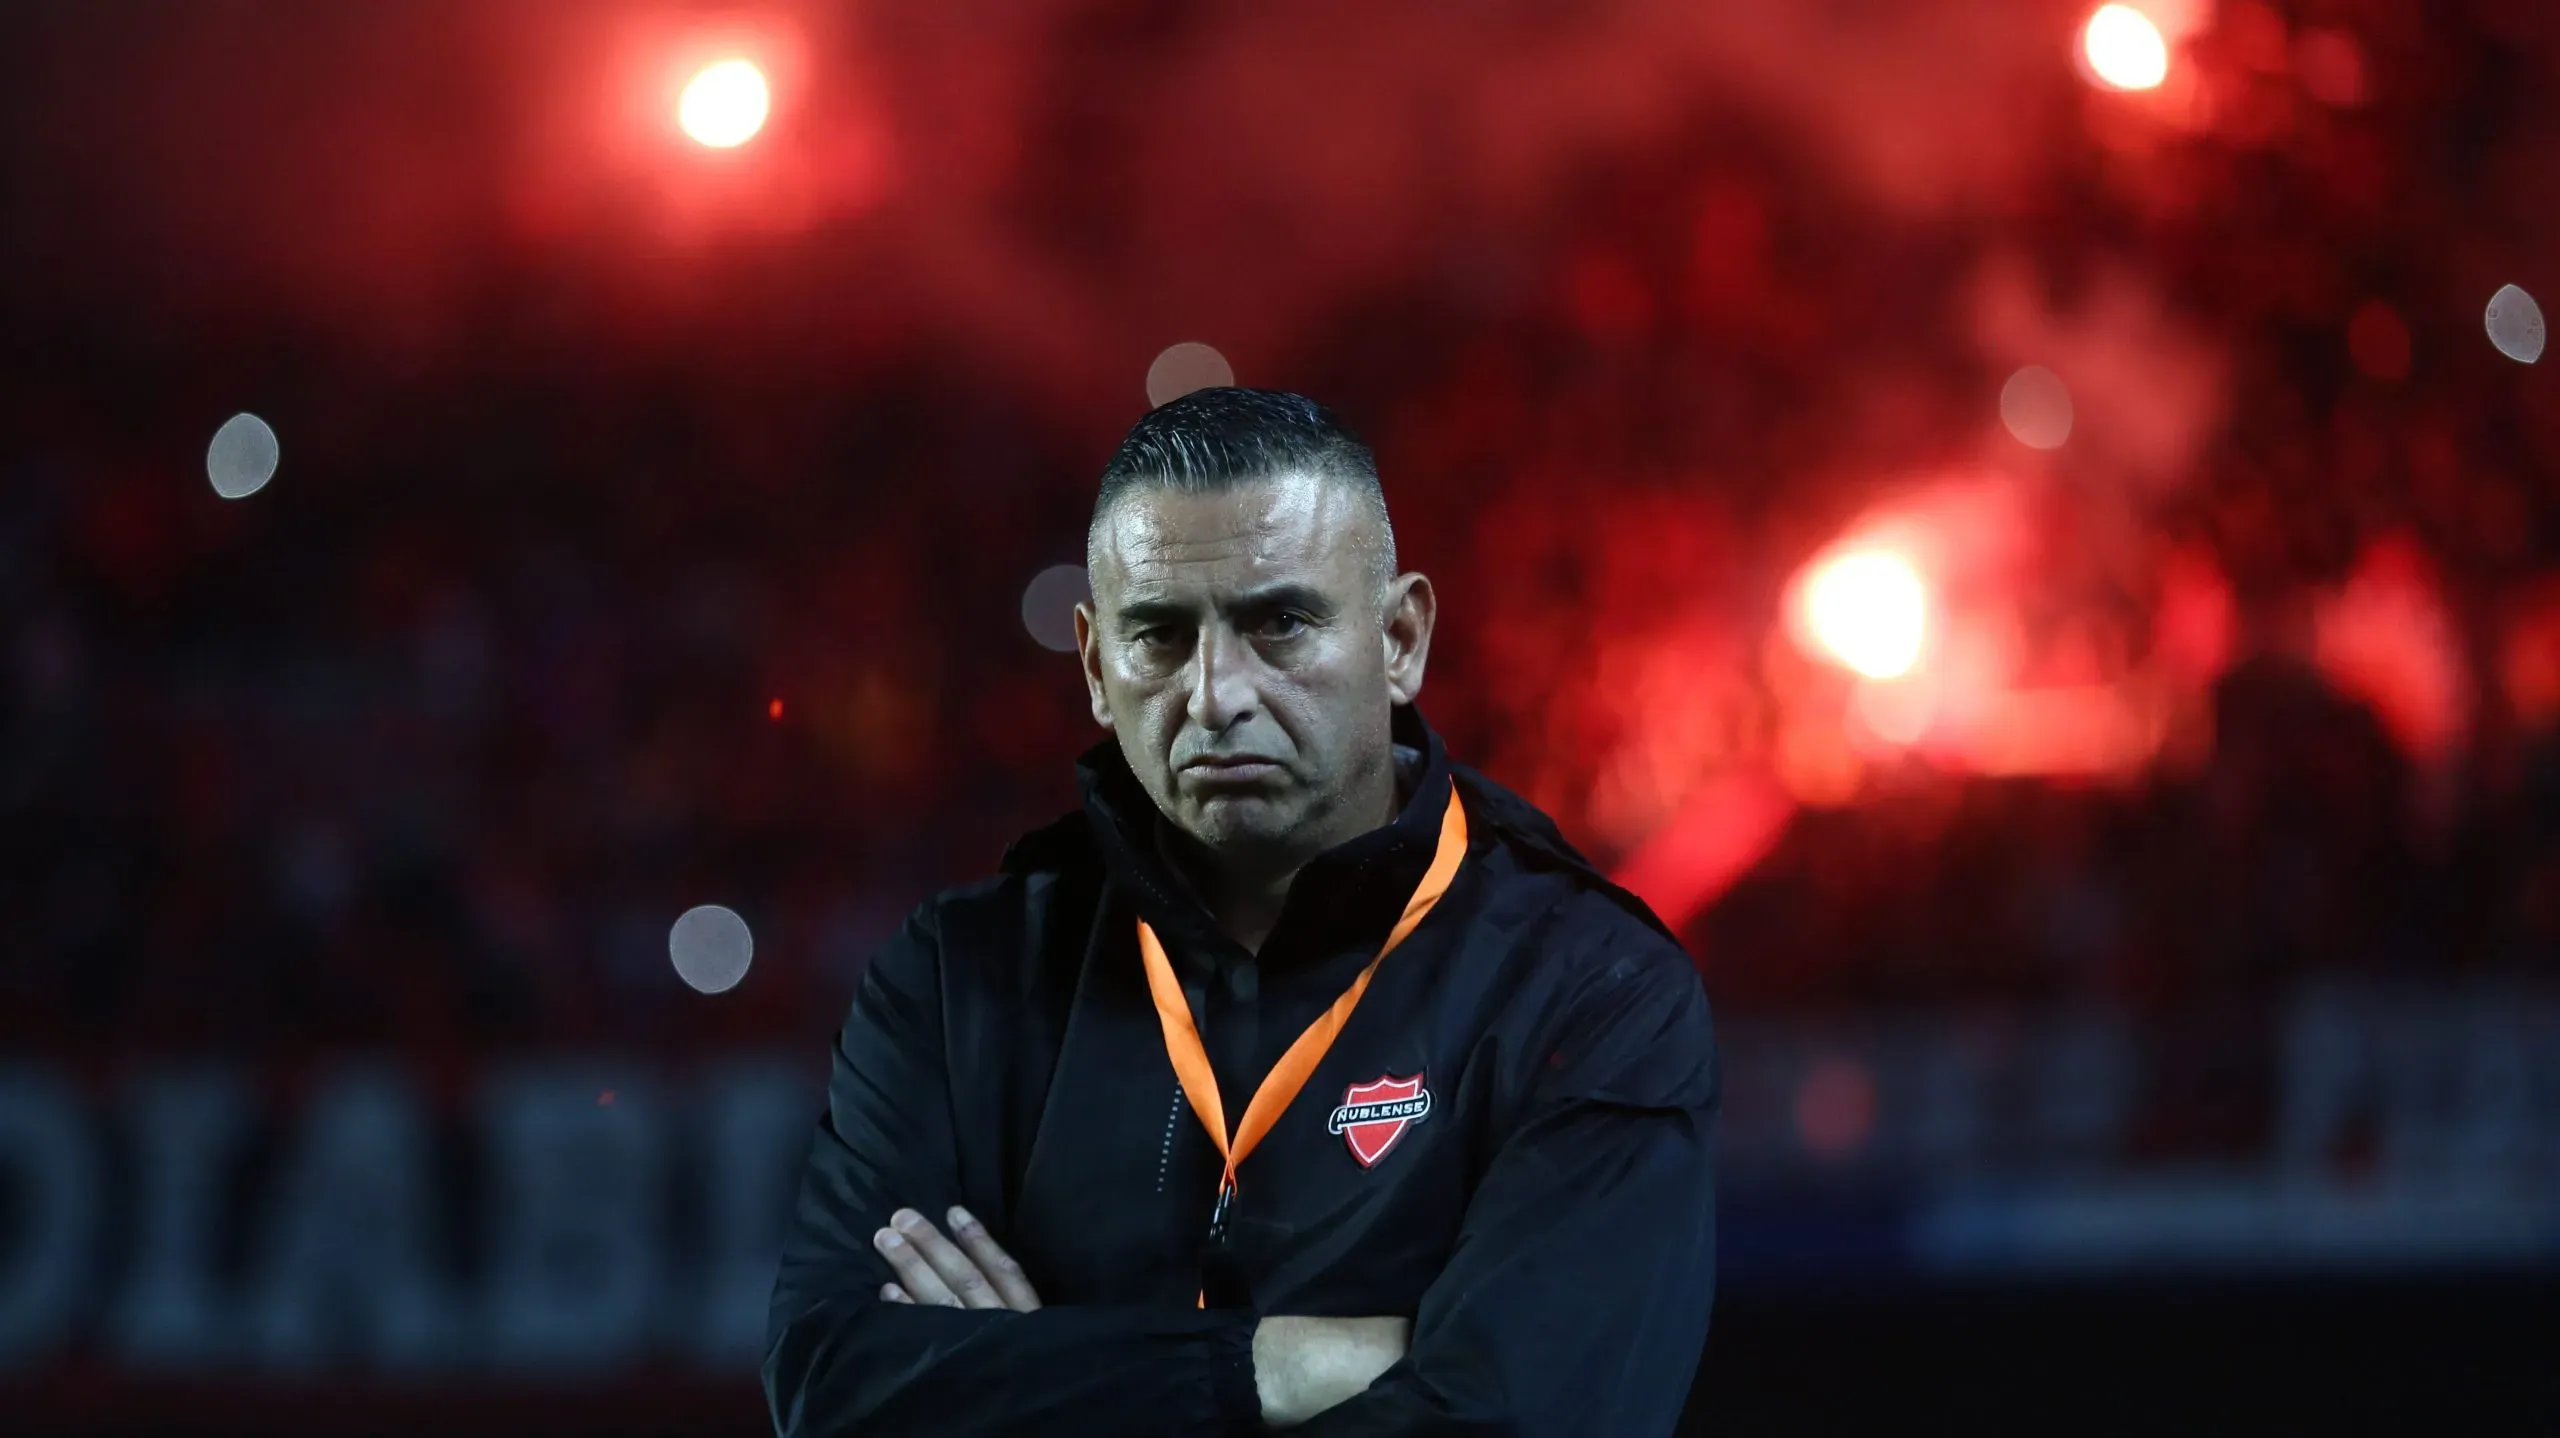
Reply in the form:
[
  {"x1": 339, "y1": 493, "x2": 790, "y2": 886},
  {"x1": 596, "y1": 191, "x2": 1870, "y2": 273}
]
[
  {"x1": 2082, "y1": 5, "x2": 2169, "y2": 91},
  {"x1": 1804, "y1": 551, "x2": 1929, "y2": 680},
  {"x1": 207, "y1": 413, "x2": 280, "y2": 499},
  {"x1": 1021, "y1": 564, "x2": 1092, "y2": 654},
  {"x1": 2000, "y1": 365, "x2": 2074, "y2": 450},
  {"x1": 1145, "y1": 342, "x2": 1236, "y2": 408},
  {"x1": 680, "y1": 60, "x2": 770, "y2": 149},
  {"x1": 670, "y1": 904, "x2": 754, "y2": 994},
  {"x1": 2486, "y1": 284, "x2": 2545, "y2": 365}
]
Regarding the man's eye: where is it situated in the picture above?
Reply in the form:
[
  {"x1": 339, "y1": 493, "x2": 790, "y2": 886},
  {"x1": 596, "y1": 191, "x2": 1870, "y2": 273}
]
[
  {"x1": 1134, "y1": 626, "x2": 1179, "y2": 647},
  {"x1": 1262, "y1": 613, "x2": 1309, "y2": 639}
]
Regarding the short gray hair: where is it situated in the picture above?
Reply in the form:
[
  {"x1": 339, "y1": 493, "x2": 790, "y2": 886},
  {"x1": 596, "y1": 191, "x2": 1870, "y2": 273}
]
[{"x1": 1088, "y1": 387, "x2": 1396, "y2": 594}]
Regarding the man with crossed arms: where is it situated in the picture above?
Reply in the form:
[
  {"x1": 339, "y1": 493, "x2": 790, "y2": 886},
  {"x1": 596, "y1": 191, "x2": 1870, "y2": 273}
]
[{"x1": 765, "y1": 388, "x2": 1719, "y2": 1434}]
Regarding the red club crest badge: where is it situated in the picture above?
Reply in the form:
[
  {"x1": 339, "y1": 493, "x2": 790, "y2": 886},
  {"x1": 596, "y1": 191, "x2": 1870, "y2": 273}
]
[{"x1": 1326, "y1": 1073, "x2": 1433, "y2": 1168}]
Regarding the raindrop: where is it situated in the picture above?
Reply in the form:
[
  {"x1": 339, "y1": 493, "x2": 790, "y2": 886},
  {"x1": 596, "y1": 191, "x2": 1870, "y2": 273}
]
[
  {"x1": 207, "y1": 413, "x2": 280, "y2": 498},
  {"x1": 2486, "y1": 284, "x2": 2545, "y2": 364},
  {"x1": 1021, "y1": 564, "x2": 1091, "y2": 653},
  {"x1": 1999, "y1": 365, "x2": 2074, "y2": 450},
  {"x1": 1146, "y1": 343, "x2": 1235, "y2": 408},
  {"x1": 670, "y1": 904, "x2": 754, "y2": 994}
]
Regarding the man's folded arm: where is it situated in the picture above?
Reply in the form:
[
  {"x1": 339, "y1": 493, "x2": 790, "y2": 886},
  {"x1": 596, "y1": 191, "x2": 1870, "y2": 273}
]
[
  {"x1": 1293, "y1": 940, "x2": 1721, "y2": 1438},
  {"x1": 762, "y1": 902, "x2": 1262, "y2": 1438}
]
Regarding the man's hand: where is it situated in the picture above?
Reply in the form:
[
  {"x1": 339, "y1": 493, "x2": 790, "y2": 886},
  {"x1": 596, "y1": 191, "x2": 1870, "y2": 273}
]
[
  {"x1": 1252, "y1": 1315, "x2": 1411, "y2": 1428},
  {"x1": 872, "y1": 1207, "x2": 1044, "y2": 1313}
]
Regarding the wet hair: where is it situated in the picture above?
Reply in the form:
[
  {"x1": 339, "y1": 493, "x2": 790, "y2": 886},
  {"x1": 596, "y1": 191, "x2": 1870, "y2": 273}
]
[{"x1": 1089, "y1": 387, "x2": 1396, "y2": 593}]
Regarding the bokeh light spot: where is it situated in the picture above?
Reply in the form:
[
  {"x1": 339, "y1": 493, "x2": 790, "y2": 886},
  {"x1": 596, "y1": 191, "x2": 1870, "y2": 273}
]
[
  {"x1": 1795, "y1": 1056, "x2": 1877, "y2": 1160},
  {"x1": 669, "y1": 903, "x2": 754, "y2": 994},
  {"x1": 1802, "y1": 550, "x2": 1929, "y2": 680},
  {"x1": 206, "y1": 413, "x2": 280, "y2": 499},
  {"x1": 1999, "y1": 365, "x2": 2075, "y2": 450},
  {"x1": 1021, "y1": 564, "x2": 1092, "y2": 653},
  {"x1": 2082, "y1": 5, "x2": 2169, "y2": 91},
  {"x1": 680, "y1": 59, "x2": 770, "y2": 149},
  {"x1": 2486, "y1": 284, "x2": 2545, "y2": 365},
  {"x1": 2348, "y1": 300, "x2": 2412, "y2": 380},
  {"x1": 769, "y1": 697, "x2": 784, "y2": 721},
  {"x1": 1145, "y1": 343, "x2": 1236, "y2": 408}
]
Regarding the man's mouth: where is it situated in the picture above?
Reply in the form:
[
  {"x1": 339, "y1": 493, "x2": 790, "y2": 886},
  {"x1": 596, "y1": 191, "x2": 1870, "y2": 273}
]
[{"x1": 1182, "y1": 756, "x2": 1282, "y2": 781}]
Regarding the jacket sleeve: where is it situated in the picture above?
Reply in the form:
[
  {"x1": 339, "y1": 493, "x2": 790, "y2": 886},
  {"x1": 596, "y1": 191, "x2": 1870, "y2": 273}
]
[
  {"x1": 763, "y1": 900, "x2": 1264, "y2": 1437},
  {"x1": 1295, "y1": 938, "x2": 1720, "y2": 1438}
]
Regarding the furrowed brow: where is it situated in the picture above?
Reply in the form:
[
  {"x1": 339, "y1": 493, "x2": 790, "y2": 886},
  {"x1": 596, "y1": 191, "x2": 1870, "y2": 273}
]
[
  {"x1": 1111, "y1": 583, "x2": 1337, "y2": 632},
  {"x1": 1225, "y1": 583, "x2": 1337, "y2": 620},
  {"x1": 1112, "y1": 597, "x2": 1196, "y2": 630}
]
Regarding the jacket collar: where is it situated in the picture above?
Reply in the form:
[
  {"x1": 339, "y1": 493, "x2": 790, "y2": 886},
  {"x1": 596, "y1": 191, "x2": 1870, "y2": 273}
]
[
  {"x1": 1069, "y1": 703, "x2": 1460, "y2": 971},
  {"x1": 997, "y1": 703, "x2": 1682, "y2": 953}
]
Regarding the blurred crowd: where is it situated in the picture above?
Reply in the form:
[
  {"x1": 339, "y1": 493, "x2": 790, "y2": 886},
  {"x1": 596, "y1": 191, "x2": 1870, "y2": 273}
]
[{"x1": 1, "y1": 0, "x2": 2554, "y2": 1073}]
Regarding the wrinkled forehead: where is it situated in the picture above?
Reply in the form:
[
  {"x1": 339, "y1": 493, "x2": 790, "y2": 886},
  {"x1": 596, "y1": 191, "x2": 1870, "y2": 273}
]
[{"x1": 1090, "y1": 473, "x2": 1372, "y2": 608}]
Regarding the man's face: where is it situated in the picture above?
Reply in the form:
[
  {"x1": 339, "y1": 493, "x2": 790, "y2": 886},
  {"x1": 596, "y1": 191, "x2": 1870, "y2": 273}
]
[{"x1": 1076, "y1": 472, "x2": 1432, "y2": 863}]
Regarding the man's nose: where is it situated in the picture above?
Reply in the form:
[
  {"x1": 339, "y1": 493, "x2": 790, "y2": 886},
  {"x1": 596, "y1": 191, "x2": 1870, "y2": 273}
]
[{"x1": 1185, "y1": 626, "x2": 1259, "y2": 733}]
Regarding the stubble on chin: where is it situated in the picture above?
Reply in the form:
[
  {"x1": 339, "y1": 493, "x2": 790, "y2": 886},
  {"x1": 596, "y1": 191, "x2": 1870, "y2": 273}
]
[{"x1": 1170, "y1": 785, "x2": 1310, "y2": 867}]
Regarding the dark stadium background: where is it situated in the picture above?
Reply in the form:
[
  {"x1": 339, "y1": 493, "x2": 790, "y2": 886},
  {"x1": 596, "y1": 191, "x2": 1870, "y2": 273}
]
[{"x1": 1, "y1": 0, "x2": 2555, "y2": 1431}]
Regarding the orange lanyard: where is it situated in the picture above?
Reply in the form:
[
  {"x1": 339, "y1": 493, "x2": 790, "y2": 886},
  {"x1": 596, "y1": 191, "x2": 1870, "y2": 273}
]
[{"x1": 1139, "y1": 777, "x2": 1468, "y2": 1298}]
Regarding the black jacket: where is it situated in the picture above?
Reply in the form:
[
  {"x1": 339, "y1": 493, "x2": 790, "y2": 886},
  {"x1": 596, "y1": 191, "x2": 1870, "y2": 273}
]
[{"x1": 765, "y1": 705, "x2": 1719, "y2": 1436}]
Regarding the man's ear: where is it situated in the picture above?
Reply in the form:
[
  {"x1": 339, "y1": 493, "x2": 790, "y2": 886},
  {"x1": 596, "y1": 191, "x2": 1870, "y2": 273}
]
[
  {"x1": 1073, "y1": 603, "x2": 1114, "y2": 729},
  {"x1": 1380, "y1": 573, "x2": 1435, "y2": 706}
]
